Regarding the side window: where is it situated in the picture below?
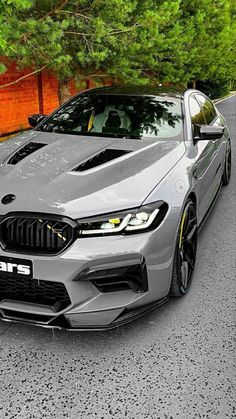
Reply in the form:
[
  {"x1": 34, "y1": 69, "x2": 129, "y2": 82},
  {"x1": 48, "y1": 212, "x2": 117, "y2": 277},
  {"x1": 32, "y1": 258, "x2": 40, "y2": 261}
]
[
  {"x1": 195, "y1": 94, "x2": 217, "y2": 124},
  {"x1": 189, "y1": 96, "x2": 206, "y2": 137}
]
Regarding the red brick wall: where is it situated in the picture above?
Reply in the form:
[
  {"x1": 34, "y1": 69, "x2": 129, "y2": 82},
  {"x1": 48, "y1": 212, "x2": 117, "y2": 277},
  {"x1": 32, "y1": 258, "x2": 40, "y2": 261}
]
[
  {"x1": 0, "y1": 63, "x2": 39, "y2": 135},
  {"x1": 0, "y1": 63, "x2": 61, "y2": 136},
  {"x1": 0, "y1": 63, "x2": 112, "y2": 136},
  {"x1": 40, "y1": 71, "x2": 59, "y2": 115}
]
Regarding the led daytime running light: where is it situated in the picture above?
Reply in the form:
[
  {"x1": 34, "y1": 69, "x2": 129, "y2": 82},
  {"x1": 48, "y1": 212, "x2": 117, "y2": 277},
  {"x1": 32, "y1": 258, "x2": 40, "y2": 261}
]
[
  {"x1": 80, "y1": 213, "x2": 132, "y2": 235},
  {"x1": 126, "y1": 209, "x2": 159, "y2": 231},
  {"x1": 79, "y1": 208, "x2": 160, "y2": 235}
]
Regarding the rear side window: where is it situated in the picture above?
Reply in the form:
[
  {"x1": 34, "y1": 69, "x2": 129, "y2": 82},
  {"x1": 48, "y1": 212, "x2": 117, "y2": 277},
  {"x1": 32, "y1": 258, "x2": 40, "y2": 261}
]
[{"x1": 195, "y1": 94, "x2": 218, "y2": 124}]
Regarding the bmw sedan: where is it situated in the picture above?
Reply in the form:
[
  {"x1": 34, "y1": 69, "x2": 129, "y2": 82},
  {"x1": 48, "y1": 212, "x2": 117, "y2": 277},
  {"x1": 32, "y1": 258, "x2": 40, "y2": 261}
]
[{"x1": 0, "y1": 86, "x2": 231, "y2": 330}]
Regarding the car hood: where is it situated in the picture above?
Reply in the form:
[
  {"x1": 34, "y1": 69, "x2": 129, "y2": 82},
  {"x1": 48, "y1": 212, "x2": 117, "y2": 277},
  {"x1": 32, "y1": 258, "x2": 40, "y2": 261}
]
[{"x1": 0, "y1": 131, "x2": 185, "y2": 218}]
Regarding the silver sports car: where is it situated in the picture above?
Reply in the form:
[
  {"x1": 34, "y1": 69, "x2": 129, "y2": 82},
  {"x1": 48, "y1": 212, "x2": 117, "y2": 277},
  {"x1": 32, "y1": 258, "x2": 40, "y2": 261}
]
[{"x1": 0, "y1": 86, "x2": 231, "y2": 330}]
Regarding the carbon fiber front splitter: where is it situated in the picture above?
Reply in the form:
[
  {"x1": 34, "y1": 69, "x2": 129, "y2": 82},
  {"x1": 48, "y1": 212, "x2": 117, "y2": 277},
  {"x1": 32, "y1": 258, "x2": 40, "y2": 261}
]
[{"x1": 0, "y1": 297, "x2": 168, "y2": 332}]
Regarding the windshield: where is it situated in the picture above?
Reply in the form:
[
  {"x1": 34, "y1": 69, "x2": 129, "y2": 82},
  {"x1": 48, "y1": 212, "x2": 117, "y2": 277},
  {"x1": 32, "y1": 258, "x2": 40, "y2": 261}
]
[{"x1": 38, "y1": 94, "x2": 183, "y2": 140}]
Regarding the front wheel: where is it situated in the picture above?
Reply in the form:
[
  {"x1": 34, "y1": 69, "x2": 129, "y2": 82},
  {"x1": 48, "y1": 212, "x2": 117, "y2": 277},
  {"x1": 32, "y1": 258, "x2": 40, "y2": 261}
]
[
  {"x1": 170, "y1": 199, "x2": 198, "y2": 297},
  {"x1": 222, "y1": 140, "x2": 232, "y2": 186}
]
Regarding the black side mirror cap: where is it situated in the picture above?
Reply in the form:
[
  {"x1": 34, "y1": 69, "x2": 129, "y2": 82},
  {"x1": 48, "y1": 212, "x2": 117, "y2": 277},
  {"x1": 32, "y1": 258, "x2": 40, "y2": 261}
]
[
  {"x1": 196, "y1": 125, "x2": 225, "y2": 141},
  {"x1": 28, "y1": 114, "x2": 47, "y2": 128}
]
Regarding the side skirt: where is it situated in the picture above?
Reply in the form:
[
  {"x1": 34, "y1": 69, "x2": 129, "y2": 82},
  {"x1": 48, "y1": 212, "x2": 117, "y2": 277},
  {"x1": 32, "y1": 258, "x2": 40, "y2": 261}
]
[{"x1": 198, "y1": 181, "x2": 222, "y2": 232}]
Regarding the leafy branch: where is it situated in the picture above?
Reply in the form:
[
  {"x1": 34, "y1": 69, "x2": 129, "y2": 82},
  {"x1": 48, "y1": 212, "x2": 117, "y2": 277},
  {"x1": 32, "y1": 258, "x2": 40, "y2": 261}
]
[{"x1": 0, "y1": 65, "x2": 49, "y2": 89}]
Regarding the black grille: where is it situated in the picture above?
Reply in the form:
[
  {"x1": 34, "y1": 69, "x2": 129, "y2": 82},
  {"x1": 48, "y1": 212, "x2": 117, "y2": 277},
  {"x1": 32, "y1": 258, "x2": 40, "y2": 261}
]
[
  {"x1": 0, "y1": 215, "x2": 75, "y2": 255},
  {"x1": 8, "y1": 142, "x2": 46, "y2": 165},
  {"x1": 0, "y1": 277, "x2": 71, "y2": 311},
  {"x1": 74, "y1": 149, "x2": 130, "y2": 172}
]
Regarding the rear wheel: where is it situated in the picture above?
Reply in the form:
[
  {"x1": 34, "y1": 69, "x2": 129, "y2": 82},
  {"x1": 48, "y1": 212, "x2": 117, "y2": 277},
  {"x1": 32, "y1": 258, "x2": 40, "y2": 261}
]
[
  {"x1": 222, "y1": 140, "x2": 231, "y2": 186},
  {"x1": 170, "y1": 199, "x2": 198, "y2": 297}
]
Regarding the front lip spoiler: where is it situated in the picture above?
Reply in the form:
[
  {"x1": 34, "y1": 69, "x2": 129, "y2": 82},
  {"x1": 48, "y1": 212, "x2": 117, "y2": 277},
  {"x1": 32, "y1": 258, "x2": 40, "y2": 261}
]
[{"x1": 0, "y1": 297, "x2": 168, "y2": 332}]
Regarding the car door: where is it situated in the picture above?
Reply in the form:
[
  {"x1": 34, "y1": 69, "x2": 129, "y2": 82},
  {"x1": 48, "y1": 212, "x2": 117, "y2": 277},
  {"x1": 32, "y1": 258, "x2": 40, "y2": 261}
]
[
  {"x1": 195, "y1": 93, "x2": 225, "y2": 188},
  {"x1": 189, "y1": 95, "x2": 223, "y2": 221}
]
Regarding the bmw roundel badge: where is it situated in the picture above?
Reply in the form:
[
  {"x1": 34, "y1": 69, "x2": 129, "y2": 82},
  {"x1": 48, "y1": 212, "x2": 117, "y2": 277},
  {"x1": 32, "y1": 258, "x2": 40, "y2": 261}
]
[{"x1": 1, "y1": 194, "x2": 16, "y2": 205}]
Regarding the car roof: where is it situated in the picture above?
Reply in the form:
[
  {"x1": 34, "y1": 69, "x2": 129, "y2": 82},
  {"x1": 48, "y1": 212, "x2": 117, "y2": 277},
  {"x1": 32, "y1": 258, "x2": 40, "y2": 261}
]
[{"x1": 85, "y1": 85, "x2": 186, "y2": 99}]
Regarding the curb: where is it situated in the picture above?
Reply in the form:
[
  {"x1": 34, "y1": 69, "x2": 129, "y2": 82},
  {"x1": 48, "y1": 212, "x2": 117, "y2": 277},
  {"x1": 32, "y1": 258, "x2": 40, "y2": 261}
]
[{"x1": 214, "y1": 92, "x2": 236, "y2": 105}]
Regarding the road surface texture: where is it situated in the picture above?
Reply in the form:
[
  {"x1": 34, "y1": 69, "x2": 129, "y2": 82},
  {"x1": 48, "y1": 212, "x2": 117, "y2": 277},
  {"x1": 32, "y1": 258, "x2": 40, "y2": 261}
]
[{"x1": 0, "y1": 95, "x2": 235, "y2": 419}]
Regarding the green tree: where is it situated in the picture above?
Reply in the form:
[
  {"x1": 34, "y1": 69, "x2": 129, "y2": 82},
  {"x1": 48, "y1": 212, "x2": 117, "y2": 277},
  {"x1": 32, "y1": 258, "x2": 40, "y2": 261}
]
[
  {"x1": 0, "y1": 0, "x2": 187, "y2": 101},
  {"x1": 0, "y1": 0, "x2": 235, "y2": 101},
  {"x1": 180, "y1": 0, "x2": 235, "y2": 86}
]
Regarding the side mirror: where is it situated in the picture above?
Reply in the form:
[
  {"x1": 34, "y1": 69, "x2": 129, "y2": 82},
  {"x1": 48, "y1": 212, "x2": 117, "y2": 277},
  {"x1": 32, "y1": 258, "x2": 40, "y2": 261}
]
[
  {"x1": 197, "y1": 125, "x2": 225, "y2": 141},
  {"x1": 28, "y1": 114, "x2": 47, "y2": 128}
]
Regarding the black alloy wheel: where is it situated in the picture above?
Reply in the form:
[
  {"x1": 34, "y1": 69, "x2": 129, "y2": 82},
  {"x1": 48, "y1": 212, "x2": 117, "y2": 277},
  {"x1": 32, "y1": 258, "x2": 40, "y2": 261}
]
[
  {"x1": 222, "y1": 140, "x2": 232, "y2": 185},
  {"x1": 170, "y1": 199, "x2": 198, "y2": 297}
]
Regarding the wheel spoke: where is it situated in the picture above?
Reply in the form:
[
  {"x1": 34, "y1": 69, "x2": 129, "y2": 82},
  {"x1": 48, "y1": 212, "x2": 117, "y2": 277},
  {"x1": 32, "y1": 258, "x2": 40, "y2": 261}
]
[
  {"x1": 180, "y1": 261, "x2": 188, "y2": 288},
  {"x1": 184, "y1": 224, "x2": 197, "y2": 243},
  {"x1": 185, "y1": 253, "x2": 195, "y2": 270},
  {"x1": 184, "y1": 208, "x2": 191, "y2": 233},
  {"x1": 178, "y1": 203, "x2": 197, "y2": 290}
]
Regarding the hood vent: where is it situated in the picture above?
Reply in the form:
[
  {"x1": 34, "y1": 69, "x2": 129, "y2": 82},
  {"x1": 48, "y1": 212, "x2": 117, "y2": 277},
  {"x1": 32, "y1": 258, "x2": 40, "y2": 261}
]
[
  {"x1": 74, "y1": 149, "x2": 131, "y2": 172},
  {"x1": 8, "y1": 142, "x2": 46, "y2": 165}
]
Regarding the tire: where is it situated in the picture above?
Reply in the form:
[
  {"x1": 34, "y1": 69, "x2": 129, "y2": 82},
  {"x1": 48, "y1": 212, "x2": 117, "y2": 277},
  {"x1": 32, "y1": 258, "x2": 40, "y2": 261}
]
[
  {"x1": 170, "y1": 199, "x2": 198, "y2": 297},
  {"x1": 222, "y1": 140, "x2": 232, "y2": 186}
]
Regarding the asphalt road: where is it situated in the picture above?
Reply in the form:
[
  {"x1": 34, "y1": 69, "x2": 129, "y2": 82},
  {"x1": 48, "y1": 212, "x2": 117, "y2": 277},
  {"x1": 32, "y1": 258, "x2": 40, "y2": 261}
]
[{"x1": 0, "y1": 96, "x2": 235, "y2": 419}]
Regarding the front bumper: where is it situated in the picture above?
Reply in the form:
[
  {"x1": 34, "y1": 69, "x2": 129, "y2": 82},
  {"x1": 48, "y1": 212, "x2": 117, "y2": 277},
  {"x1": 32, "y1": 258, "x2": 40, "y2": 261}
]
[
  {"x1": 0, "y1": 218, "x2": 178, "y2": 330},
  {"x1": 0, "y1": 298, "x2": 168, "y2": 331}
]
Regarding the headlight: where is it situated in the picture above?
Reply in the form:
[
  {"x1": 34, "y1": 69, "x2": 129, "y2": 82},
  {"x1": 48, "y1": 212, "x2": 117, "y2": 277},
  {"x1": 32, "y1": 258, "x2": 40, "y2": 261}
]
[{"x1": 77, "y1": 201, "x2": 168, "y2": 236}]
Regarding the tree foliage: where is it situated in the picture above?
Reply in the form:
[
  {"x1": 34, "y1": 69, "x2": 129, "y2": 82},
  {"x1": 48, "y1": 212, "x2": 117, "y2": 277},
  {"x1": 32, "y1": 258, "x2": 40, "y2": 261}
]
[{"x1": 0, "y1": 0, "x2": 235, "y2": 98}]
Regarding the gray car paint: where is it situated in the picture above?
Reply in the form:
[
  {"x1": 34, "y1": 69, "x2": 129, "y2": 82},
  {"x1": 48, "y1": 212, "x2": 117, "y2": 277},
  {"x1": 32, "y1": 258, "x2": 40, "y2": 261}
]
[
  {"x1": 0, "y1": 89, "x2": 230, "y2": 329},
  {"x1": 0, "y1": 131, "x2": 185, "y2": 218}
]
